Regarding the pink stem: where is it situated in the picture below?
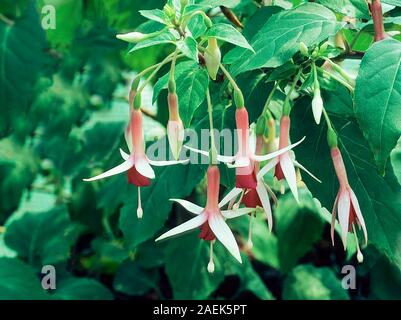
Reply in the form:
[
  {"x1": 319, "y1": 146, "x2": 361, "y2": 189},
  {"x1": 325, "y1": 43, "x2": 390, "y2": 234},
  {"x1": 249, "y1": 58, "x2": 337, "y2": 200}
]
[{"x1": 369, "y1": 0, "x2": 387, "y2": 42}]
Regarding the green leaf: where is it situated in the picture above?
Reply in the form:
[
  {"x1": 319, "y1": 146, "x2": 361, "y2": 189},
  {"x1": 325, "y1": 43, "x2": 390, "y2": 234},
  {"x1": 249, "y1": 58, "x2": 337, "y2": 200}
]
[
  {"x1": 205, "y1": 23, "x2": 254, "y2": 52},
  {"x1": 176, "y1": 36, "x2": 199, "y2": 61},
  {"x1": 0, "y1": 258, "x2": 48, "y2": 299},
  {"x1": 55, "y1": 278, "x2": 113, "y2": 300},
  {"x1": 225, "y1": 254, "x2": 274, "y2": 299},
  {"x1": 355, "y1": 38, "x2": 401, "y2": 174},
  {"x1": 153, "y1": 61, "x2": 209, "y2": 126},
  {"x1": 382, "y1": 0, "x2": 401, "y2": 6},
  {"x1": 229, "y1": 215, "x2": 279, "y2": 269},
  {"x1": 390, "y1": 137, "x2": 401, "y2": 187},
  {"x1": 4, "y1": 206, "x2": 75, "y2": 266},
  {"x1": 139, "y1": 9, "x2": 168, "y2": 25},
  {"x1": 0, "y1": 2, "x2": 47, "y2": 137},
  {"x1": 113, "y1": 260, "x2": 159, "y2": 296},
  {"x1": 228, "y1": 3, "x2": 341, "y2": 75},
  {"x1": 128, "y1": 30, "x2": 176, "y2": 53},
  {"x1": 291, "y1": 97, "x2": 401, "y2": 269},
  {"x1": 283, "y1": 265, "x2": 349, "y2": 300},
  {"x1": 275, "y1": 189, "x2": 325, "y2": 273},
  {"x1": 39, "y1": 0, "x2": 83, "y2": 47},
  {"x1": 164, "y1": 233, "x2": 225, "y2": 299},
  {"x1": 119, "y1": 162, "x2": 206, "y2": 250},
  {"x1": 317, "y1": 0, "x2": 370, "y2": 19},
  {"x1": 197, "y1": 0, "x2": 240, "y2": 8}
]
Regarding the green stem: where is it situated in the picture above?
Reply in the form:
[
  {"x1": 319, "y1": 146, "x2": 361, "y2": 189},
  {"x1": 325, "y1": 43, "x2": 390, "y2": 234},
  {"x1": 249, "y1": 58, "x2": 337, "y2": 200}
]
[
  {"x1": 318, "y1": 67, "x2": 354, "y2": 92},
  {"x1": 137, "y1": 52, "x2": 183, "y2": 94},
  {"x1": 206, "y1": 88, "x2": 217, "y2": 164},
  {"x1": 219, "y1": 62, "x2": 240, "y2": 91},
  {"x1": 322, "y1": 108, "x2": 333, "y2": 131},
  {"x1": 262, "y1": 81, "x2": 279, "y2": 115},
  {"x1": 322, "y1": 57, "x2": 353, "y2": 84},
  {"x1": 312, "y1": 61, "x2": 320, "y2": 91},
  {"x1": 283, "y1": 68, "x2": 302, "y2": 116}
]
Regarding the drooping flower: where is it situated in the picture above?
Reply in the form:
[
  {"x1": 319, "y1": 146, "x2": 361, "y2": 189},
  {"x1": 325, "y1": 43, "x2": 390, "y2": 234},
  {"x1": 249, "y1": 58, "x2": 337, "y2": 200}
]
[
  {"x1": 185, "y1": 107, "x2": 305, "y2": 189},
  {"x1": 167, "y1": 91, "x2": 184, "y2": 160},
  {"x1": 273, "y1": 115, "x2": 320, "y2": 202},
  {"x1": 330, "y1": 146, "x2": 368, "y2": 259},
  {"x1": 227, "y1": 134, "x2": 278, "y2": 248},
  {"x1": 84, "y1": 109, "x2": 188, "y2": 218},
  {"x1": 156, "y1": 165, "x2": 254, "y2": 268}
]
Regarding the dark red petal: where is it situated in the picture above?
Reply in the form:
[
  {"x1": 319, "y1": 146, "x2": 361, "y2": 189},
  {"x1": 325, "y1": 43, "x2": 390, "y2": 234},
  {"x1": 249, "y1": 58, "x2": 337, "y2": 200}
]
[
  {"x1": 199, "y1": 222, "x2": 216, "y2": 241},
  {"x1": 274, "y1": 162, "x2": 285, "y2": 181},
  {"x1": 241, "y1": 188, "x2": 262, "y2": 208},
  {"x1": 127, "y1": 166, "x2": 151, "y2": 187},
  {"x1": 348, "y1": 203, "x2": 357, "y2": 232},
  {"x1": 236, "y1": 171, "x2": 257, "y2": 189}
]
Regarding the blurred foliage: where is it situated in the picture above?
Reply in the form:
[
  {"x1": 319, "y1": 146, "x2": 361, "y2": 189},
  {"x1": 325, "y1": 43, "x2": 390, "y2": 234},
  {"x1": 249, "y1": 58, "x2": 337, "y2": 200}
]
[{"x1": 0, "y1": 0, "x2": 401, "y2": 300}]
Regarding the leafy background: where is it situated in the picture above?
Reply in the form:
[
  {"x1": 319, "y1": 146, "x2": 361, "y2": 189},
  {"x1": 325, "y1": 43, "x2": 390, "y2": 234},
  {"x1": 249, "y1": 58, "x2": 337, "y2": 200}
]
[{"x1": 0, "y1": 0, "x2": 401, "y2": 300}]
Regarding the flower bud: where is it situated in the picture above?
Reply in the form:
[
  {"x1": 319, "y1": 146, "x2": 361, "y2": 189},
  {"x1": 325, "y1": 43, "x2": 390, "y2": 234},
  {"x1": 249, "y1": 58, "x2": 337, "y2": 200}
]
[
  {"x1": 327, "y1": 127, "x2": 338, "y2": 148},
  {"x1": 255, "y1": 115, "x2": 266, "y2": 136},
  {"x1": 204, "y1": 38, "x2": 221, "y2": 80},
  {"x1": 116, "y1": 32, "x2": 146, "y2": 43},
  {"x1": 311, "y1": 89, "x2": 323, "y2": 124},
  {"x1": 234, "y1": 88, "x2": 244, "y2": 109},
  {"x1": 134, "y1": 93, "x2": 142, "y2": 110},
  {"x1": 319, "y1": 41, "x2": 329, "y2": 53},
  {"x1": 167, "y1": 93, "x2": 184, "y2": 160},
  {"x1": 299, "y1": 42, "x2": 309, "y2": 57}
]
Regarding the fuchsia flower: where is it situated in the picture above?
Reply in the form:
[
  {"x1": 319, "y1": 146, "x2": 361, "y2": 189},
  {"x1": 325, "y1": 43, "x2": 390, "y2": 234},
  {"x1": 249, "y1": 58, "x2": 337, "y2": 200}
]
[
  {"x1": 186, "y1": 107, "x2": 305, "y2": 187},
  {"x1": 272, "y1": 115, "x2": 320, "y2": 202},
  {"x1": 84, "y1": 109, "x2": 187, "y2": 218},
  {"x1": 156, "y1": 165, "x2": 254, "y2": 265},
  {"x1": 330, "y1": 147, "x2": 368, "y2": 252}
]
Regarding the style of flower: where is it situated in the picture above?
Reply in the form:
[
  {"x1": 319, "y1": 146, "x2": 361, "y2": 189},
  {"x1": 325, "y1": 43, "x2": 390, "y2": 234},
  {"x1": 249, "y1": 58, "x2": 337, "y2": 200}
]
[
  {"x1": 273, "y1": 115, "x2": 320, "y2": 202},
  {"x1": 84, "y1": 109, "x2": 187, "y2": 218},
  {"x1": 156, "y1": 165, "x2": 254, "y2": 268},
  {"x1": 330, "y1": 146, "x2": 368, "y2": 260}
]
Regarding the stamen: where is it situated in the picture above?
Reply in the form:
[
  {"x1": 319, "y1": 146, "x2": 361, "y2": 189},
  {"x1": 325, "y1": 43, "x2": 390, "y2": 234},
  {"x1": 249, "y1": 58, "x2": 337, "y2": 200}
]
[
  {"x1": 137, "y1": 187, "x2": 143, "y2": 219},
  {"x1": 352, "y1": 224, "x2": 363, "y2": 263},
  {"x1": 246, "y1": 212, "x2": 254, "y2": 250},
  {"x1": 232, "y1": 190, "x2": 245, "y2": 210},
  {"x1": 207, "y1": 240, "x2": 215, "y2": 273}
]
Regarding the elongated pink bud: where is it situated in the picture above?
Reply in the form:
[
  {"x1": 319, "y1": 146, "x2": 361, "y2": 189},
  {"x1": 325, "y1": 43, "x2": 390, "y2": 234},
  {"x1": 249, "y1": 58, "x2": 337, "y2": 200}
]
[
  {"x1": 205, "y1": 165, "x2": 220, "y2": 210},
  {"x1": 167, "y1": 93, "x2": 184, "y2": 160},
  {"x1": 130, "y1": 109, "x2": 145, "y2": 155},
  {"x1": 235, "y1": 107, "x2": 249, "y2": 158}
]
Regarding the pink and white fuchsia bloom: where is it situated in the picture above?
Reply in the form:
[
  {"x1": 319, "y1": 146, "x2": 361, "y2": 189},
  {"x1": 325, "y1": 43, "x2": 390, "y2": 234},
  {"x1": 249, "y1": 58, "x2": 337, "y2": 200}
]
[
  {"x1": 273, "y1": 115, "x2": 320, "y2": 202},
  {"x1": 186, "y1": 108, "x2": 305, "y2": 187},
  {"x1": 84, "y1": 109, "x2": 187, "y2": 218},
  {"x1": 156, "y1": 165, "x2": 254, "y2": 270},
  {"x1": 330, "y1": 147, "x2": 368, "y2": 258}
]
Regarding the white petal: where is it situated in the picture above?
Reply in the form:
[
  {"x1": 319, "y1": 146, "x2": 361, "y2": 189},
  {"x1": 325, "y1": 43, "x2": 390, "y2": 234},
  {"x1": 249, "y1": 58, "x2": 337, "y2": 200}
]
[
  {"x1": 227, "y1": 156, "x2": 250, "y2": 168},
  {"x1": 349, "y1": 189, "x2": 368, "y2": 246},
  {"x1": 251, "y1": 136, "x2": 306, "y2": 162},
  {"x1": 125, "y1": 126, "x2": 133, "y2": 153},
  {"x1": 119, "y1": 148, "x2": 130, "y2": 160},
  {"x1": 293, "y1": 160, "x2": 321, "y2": 183},
  {"x1": 184, "y1": 145, "x2": 209, "y2": 157},
  {"x1": 148, "y1": 158, "x2": 189, "y2": 166},
  {"x1": 256, "y1": 182, "x2": 273, "y2": 232},
  {"x1": 217, "y1": 154, "x2": 235, "y2": 163},
  {"x1": 170, "y1": 198, "x2": 203, "y2": 215},
  {"x1": 221, "y1": 207, "x2": 254, "y2": 219},
  {"x1": 135, "y1": 156, "x2": 155, "y2": 179},
  {"x1": 249, "y1": 132, "x2": 257, "y2": 154},
  {"x1": 280, "y1": 153, "x2": 299, "y2": 202},
  {"x1": 155, "y1": 214, "x2": 207, "y2": 241},
  {"x1": 256, "y1": 158, "x2": 279, "y2": 181},
  {"x1": 218, "y1": 188, "x2": 243, "y2": 208},
  {"x1": 337, "y1": 189, "x2": 351, "y2": 249},
  {"x1": 331, "y1": 192, "x2": 339, "y2": 246},
  {"x1": 208, "y1": 213, "x2": 242, "y2": 263},
  {"x1": 83, "y1": 157, "x2": 134, "y2": 182}
]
